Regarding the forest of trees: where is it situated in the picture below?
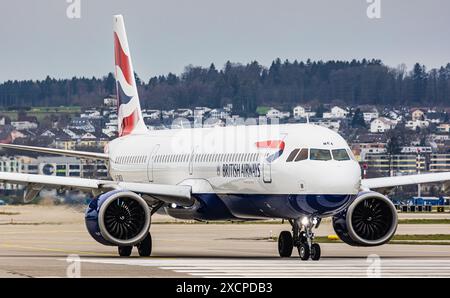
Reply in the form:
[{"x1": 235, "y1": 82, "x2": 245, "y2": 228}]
[{"x1": 0, "y1": 59, "x2": 449, "y2": 115}]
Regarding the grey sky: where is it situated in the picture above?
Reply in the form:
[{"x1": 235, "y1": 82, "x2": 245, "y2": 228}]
[{"x1": 0, "y1": 0, "x2": 449, "y2": 82}]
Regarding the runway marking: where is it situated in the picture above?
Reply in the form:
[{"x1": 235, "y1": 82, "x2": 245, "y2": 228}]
[
  {"x1": 0, "y1": 243, "x2": 115, "y2": 257},
  {"x1": 0, "y1": 230, "x2": 85, "y2": 235},
  {"x1": 71, "y1": 258, "x2": 450, "y2": 278}
]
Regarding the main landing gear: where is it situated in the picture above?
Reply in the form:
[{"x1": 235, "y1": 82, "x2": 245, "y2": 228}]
[
  {"x1": 278, "y1": 216, "x2": 322, "y2": 261},
  {"x1": 118, "y1": 232, "x2": 152, "y2": 257}
]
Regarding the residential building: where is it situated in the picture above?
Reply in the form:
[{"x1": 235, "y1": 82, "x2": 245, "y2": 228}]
[
  {"x1": 437, "y1": 123, "x2": 450, "y2": 133},
  {"x1": 411, "y1": 109, "x2": 425, "y2": 121},
  {"x1": 365, "y1": 154, "x2": 426, "y2": 176},
  {"x1": 266, "y1": 108, "x2": 281, "y2": 118},
  {"x1": 11, "y1": 121, "x2": 38, "y2": 130},
  {"x1": 401, "y1": 146, "x2": 433, "y2": 154},
  {"x1": 429, "y1": 154, "x2": 450, "y2": 172},
  {"x1": 293, "y1": 106, "x2": 306, "y2": 118},
  {"x1": 405, "y1": 120, "x2": 430, "y2": 130},
  {"x1": 360, "y1": 106, "x2": 379, "y2": 123},
  {"x1": 370, "y1": 117, "x2": 397, "y2": 133},
  {"x1": 210, "y1": 108, "x2": 230, "y2": 119},
  {"x1": 323, "y1": 106, "x2": 349, "y2": 119},
  {"x1": 352, "y1": 143, "x2": 387, "y2": 161}
]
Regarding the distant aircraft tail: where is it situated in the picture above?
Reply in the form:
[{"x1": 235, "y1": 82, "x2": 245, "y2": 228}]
[{"x1": 113, "y1": 15, "x2": 147, "y2": 136}]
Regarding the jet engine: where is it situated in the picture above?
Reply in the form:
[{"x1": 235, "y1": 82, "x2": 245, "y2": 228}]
[
  {"x1": 85, "y1": 190, "x2": 151, "y2": 246},
  {"x1": 332, "y1": 191, "x2": 397, "y2": 246}
]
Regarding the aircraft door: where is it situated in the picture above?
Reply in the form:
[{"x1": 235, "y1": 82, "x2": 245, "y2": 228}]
[
  {"x1": 147, "y1": 144, "x2": 160, "y2": 182},
  {"x1": 262, "y1": 152, "x2": 272, "y2": 183}
]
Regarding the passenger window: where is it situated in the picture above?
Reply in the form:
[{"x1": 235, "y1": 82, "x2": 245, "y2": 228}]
[
  {"x1": 286, "y1": 149, "x2": 300, "y2": 162},
  {"x1": 310, "y1": 149, "x2": 332, "y2": 161},
  {"x1": 295, "y1": 149, "x2": 309, "y2": 161}
]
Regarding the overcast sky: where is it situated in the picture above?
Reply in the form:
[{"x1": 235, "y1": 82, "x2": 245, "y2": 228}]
[{"x1": 0, "y1": 0, "x2": 449, "y2": 82}]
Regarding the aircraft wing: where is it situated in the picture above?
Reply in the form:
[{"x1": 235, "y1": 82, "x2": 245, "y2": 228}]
[
  {"x1": 361, "y1": 172, "x2": 450, "y2": 189},
  {"x1": 0, "y1": 172, "x2": 192, "y2": 206},
  {"x1": 0, "y1": 143, "x2": 109, "y2": 160}
]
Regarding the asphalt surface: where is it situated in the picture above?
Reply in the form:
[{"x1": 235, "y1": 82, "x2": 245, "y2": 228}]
[
  {"x1": 0, "y1": 205, "x2": 449, "y2": 277},
  {"x1": 0, "y1": 221, "x2": 450, "y2": 277}
]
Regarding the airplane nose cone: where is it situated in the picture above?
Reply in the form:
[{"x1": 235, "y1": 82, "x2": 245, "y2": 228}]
[{"x1": 310, "y1": 161, "x2": 361, "y2": 194}]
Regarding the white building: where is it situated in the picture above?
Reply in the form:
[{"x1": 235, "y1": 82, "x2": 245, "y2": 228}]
[
  {"x1": 210, "y1": 109, "x2": 230, "y2": 119},
  {"x1": 312, "y1": 120, "x2": 341, "y2": 132},
  {"x1": 266, "y1": 108, "x2": 281, "y2": 118},
  {"x1": 411, "y1": 109, "x2": 425, "y2": 121},
  {"x1": 266, "y1": 108, "x2": 290, "y2": 119},
  {"x1": 293, "y1": 106, "x2": 306, "y2": 118},
  {"x1": 405, "y1": 119, "x2": 430, "y2": 130},
  {"x1": 437, "y1": 123, "x2": 450, "y2": 133},
  {"x1": 175, "y1": 109, "x2": 193, "y2": 118},
  {"x1": 193, "y1": 107, "x2": 212, "y2": 117},
  {"x1": 11, "y1": 121, "x2": 38, "y2": 130},
  {"x1": 104, "y1": 97, "x2": 118, "y2": 107},
  {"x1": 370, "y1": 117, "x2": 397, "y2": 133},
  {"x1": 363, "y1": 110, "x2": 379, "y2": 123},
  {"x1": 323, "y1": 106, "x2": 349, "y2": 119},
  {"x1": 142, "y1": 110, "x2": 161, "y2": 120},
  {"x1": 401, "y1": 146, "x2": 432, "y2": 154},
  {"x1": 430, "y1": 134, "x2": 450, "y2": 142},
  {"x1": 80, "y1": 110, "x2": 101, "y2": 119}
]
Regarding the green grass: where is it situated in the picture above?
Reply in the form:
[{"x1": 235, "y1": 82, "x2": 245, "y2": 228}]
[
  {"x1": 312, "y1": 234, "x2": 450, "y2": 245},
  {"x1": 0, "y1": 106, "x2": 81, "y2": 121},
  {"x1": 391, "y1": 234, "x2": 450, "y2": 241},
  {"x1": 387, "y1": 241, "x2": 450, "y2": 245},
  {"x1": 256, "y1": 106, "x2": 271, "y2": 115},
  {"x1": 398, "y1": 219, "x2": 450, "y2": 225}
]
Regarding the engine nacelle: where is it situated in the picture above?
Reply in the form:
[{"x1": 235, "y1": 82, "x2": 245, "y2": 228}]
[
  {"x1": 85, "y1": 190, "x2": 151, "y2": 246},
  {"x1": 332, "y1": 191, "x2": 398, "y2": 246}
]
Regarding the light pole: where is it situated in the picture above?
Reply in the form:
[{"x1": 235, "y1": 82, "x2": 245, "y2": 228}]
[{"x1": 416, "y1": 148, "x2": 421, "y2": 198}]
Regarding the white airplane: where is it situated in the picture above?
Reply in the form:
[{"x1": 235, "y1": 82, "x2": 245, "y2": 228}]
[{"x1": 1, "y1": 15, "x2": 450, "y2": 260}]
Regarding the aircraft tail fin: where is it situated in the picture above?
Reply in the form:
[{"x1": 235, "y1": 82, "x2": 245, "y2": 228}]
[{"x1": 113, "y1": 15, "x2": 147, "y2": 136}]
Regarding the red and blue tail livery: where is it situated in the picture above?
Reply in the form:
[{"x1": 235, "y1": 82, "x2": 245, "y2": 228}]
[{"x1": 113, "y1": 15, "x2": 147, "y2": 137}]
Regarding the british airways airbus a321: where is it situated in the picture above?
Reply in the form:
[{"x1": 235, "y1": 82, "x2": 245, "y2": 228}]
[{"x1": 1, "y1": 15, "x2": 449, "y2": 260}]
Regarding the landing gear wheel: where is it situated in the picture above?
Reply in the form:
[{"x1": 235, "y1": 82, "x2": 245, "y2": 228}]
[
  {"x1": 298, "y1": 243, "x2": 310, "y2": 261},
  {"x1": 137, "y1": 232, "x2": 152, "y2": 257},
  {"x1": 310, "y1": 243, "x2": 321, "y2": 261},
  {"x1": 118, "y1": 245, "x2": 132, "y2": 257},
  {"x1": 278, "y1": 231, "x2": 293, "y2": 257}
]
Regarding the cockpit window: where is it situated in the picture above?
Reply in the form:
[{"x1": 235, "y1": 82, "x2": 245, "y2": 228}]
[
  {"x1": 346, "y1": 148, "x2": 357, "y2": 161},
  {"x1": 286, "y1": 149, "x2": 300, "y2": 162},
  {"x1": 310, "y1": 149, "x2": 332, "y2": 161},
  {"x1": 294, "y1": 149, "x2": 309, "y2": 161},
  {"x1": 332, "y1": 149, "x2": 350, "y2": 161}
]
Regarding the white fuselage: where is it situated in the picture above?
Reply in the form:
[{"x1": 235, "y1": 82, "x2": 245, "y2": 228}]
[{"x1": 107, "y1": 123, "x2": 362, "y2": 220}]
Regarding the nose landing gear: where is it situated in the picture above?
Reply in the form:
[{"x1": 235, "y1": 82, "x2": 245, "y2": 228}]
[{"x1": 277, "y1": 216, "x2": 322, "y2": 261}]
